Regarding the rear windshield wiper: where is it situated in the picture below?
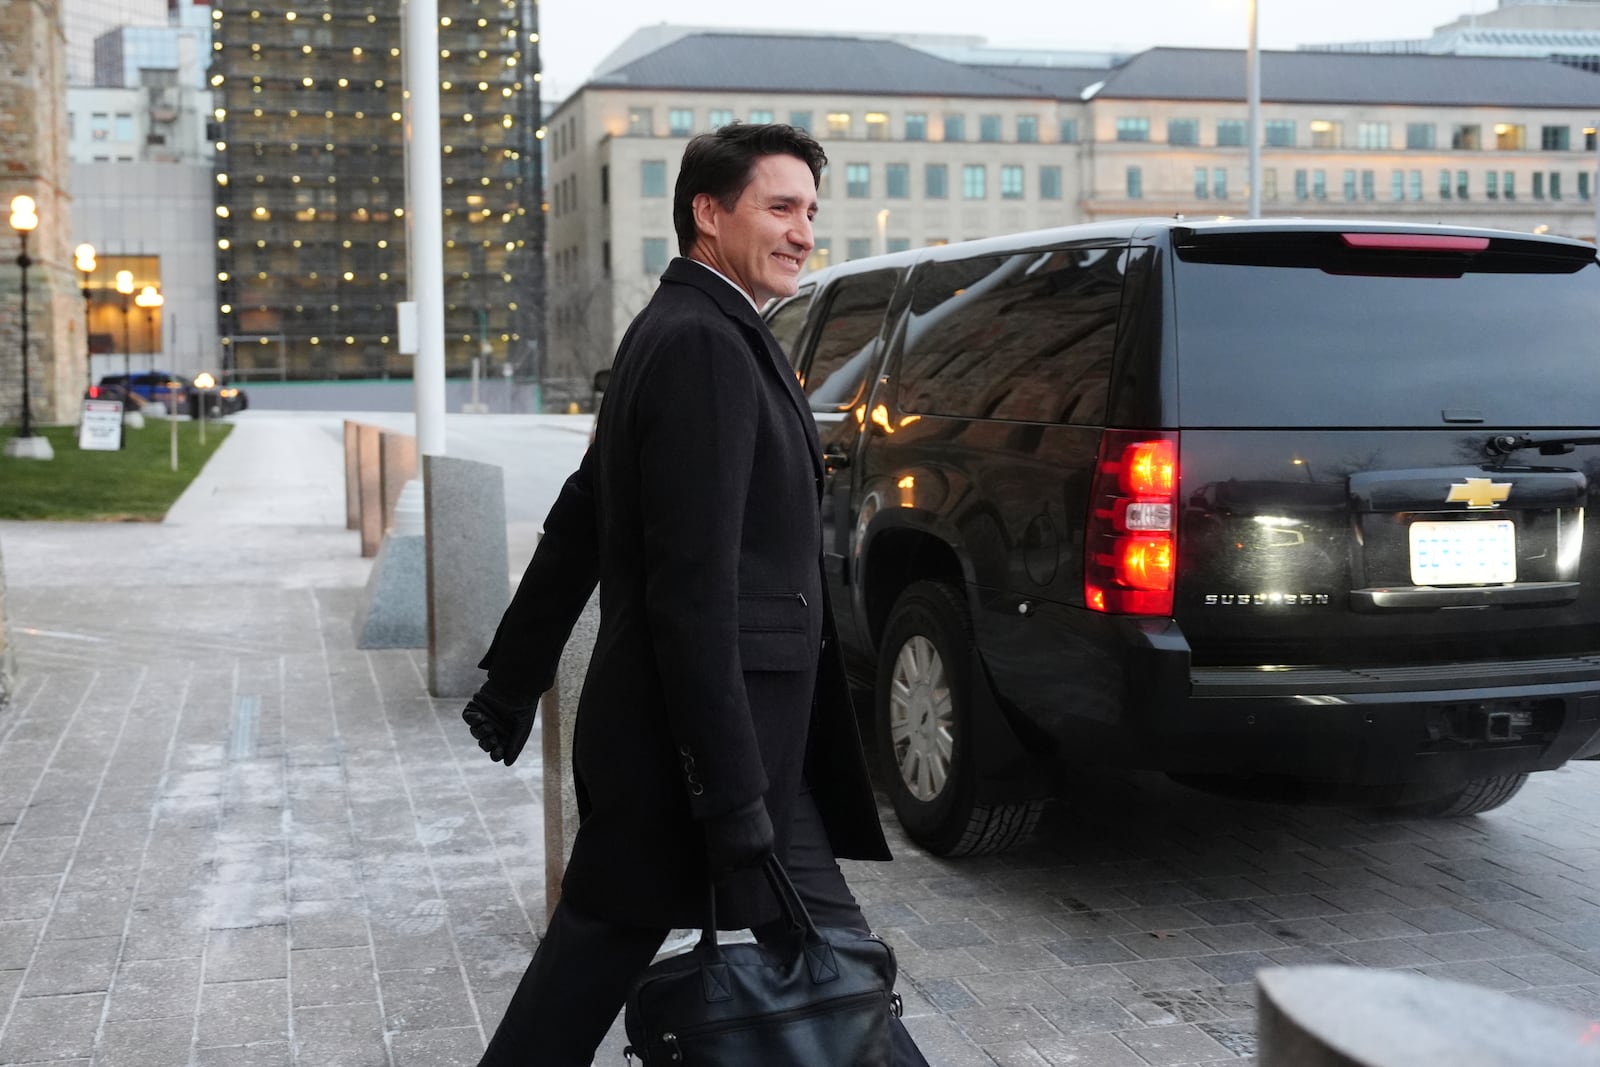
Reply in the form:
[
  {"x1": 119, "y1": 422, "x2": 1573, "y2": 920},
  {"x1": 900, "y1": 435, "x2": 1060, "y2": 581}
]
[{"x1": 1485, "y1": 433, "x2": 1600, "y2": 457}]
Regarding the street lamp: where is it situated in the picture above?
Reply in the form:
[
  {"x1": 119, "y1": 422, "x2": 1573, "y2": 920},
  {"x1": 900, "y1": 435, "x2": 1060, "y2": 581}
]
[
  {"x1": 74, "y1": 243, "x2": 96, "y2": 389},
  {"x1": 4, "y1": 194, "x2": 51, "y2": 460},
  {"x1": 114, "y1": 269, "x2": 143, "y2": 428},
  {"x1": 135, "y1": 285, "x2": 164, "y2": 367}
]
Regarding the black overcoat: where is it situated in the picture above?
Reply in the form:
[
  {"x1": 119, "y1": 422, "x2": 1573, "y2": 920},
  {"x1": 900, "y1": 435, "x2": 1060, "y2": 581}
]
[{"x1": 480, "y1": 258, "x2": 890, "y2": 930}]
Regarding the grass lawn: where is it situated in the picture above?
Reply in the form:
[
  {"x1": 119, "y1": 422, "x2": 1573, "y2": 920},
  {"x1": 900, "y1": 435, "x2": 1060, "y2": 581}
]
[{"x1": 0, "y1": 419, "x2": 234, "y2": 521}]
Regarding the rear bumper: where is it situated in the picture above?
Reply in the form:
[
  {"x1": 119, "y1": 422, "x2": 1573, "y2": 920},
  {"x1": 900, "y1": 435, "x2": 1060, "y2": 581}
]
[{"x1": 1127, "y1": 629, "x2": 1600, "y2": 784}]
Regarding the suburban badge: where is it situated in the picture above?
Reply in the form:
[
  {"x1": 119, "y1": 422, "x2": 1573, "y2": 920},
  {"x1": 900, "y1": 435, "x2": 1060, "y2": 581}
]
[{"x1": 1446, "y1": 477, "x2": 1512, "y2": 509}]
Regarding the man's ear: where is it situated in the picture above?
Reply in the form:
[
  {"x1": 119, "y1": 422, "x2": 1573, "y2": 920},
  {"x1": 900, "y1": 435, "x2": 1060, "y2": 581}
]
[{"x1": 691, "y1": 192, "x2": 721, "y2": 243}]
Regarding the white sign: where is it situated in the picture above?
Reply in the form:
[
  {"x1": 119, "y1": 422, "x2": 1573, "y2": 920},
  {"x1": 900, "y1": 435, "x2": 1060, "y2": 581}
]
[{"x1": 78, "y1": 399, "x2": 124, "y2": 451}]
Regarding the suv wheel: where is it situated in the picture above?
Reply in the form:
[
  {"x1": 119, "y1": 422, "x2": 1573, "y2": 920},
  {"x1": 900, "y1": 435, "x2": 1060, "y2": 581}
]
[
  {"x1": 876, "y1": 580, "x2": 1042, "y2": 856},
  {"x1": 1390, "y1": 773, "x2": 1529, "y2": 817}
]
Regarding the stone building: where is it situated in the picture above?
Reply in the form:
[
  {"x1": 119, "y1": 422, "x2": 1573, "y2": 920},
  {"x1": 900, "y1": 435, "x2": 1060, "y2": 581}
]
[
  {"x1": 544, "y1": 28, "x2": 1600, "y2": 386},
  {"x1": 2, "y1": 0, "x2": 83, "y2": 427}
]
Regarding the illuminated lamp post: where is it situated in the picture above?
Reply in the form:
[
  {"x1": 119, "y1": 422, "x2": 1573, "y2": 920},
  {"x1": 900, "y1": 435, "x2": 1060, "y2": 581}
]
[
  {"x1": 114, "y1": 269, "x2": 143, "y2": 428},
  {"x1": 75, "y1": 243, "x2": 96, "y2": 389},
  {"x1": 4, "y1": 194, "x2": 51, "y2": 459}
]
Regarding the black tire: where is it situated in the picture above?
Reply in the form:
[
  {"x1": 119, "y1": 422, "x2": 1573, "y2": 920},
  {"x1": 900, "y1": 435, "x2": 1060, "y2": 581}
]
[
  {"x1": 1392, "y1": 773, "x2": 1529, "y2": 817},
  {"x1": 875, "y1": 580, "x2": 1043, "y2": 857}
]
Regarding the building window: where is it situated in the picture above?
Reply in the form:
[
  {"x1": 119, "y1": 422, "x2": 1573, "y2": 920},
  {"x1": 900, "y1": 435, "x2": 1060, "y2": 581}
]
[
  {"x1": 91, "y1": 112, "x2": 109, "y2": 140},
  {"x1": 943, "y1": 113, "x2": 965, "y2": 142},
  {"x1": 1542, "y1": 125, "x2": 1570, "y2": 151},
  {"x1": 1452, "y1": 124, "x2": 1481, "y2": 150},
  {"x1": 1581, "y1": 171, "x2": 1592, "y2": 200},
  {"x1": 1456, "y1": 170, "x2": 1469, "y2": 199},
  {"x1": 1310, "y1": 120, "x2": 1342, "y2": 148},
  {"x1": 1194, "y1": 166, "x2": 1209, "y2": 199},
  {"x1": 1000, "y1": 165, "x2": 1024, "y2": 199},
  {"x1": 708, "y1": 109, "x2": 734, "y2": 131},
  {"x1": 1551, "y1": 171, "x2": 1563, "y2": 199},
  {"x1": 1343, "y1": 169, "x2": 1357, "y2": 201},
  {"x1": 1216, "y1": 119, "x2": 1246, "y2": 146},
  {"x1": 1406, "y1": 123, "x2": 1435, "y2": 150},
  {"x1": 1504, "y1": 171, "x2": 1516, "y2": 199},
  {"x1": 749, "y1": 109, "x2": 774, "y2": 124},
  {"x1": 1262, "y1": 168, "x2": 1278, "y2": 200},
  {"x1": 1040, "y1": 165, "x2": 1062, "y2": 200},
  {"x1": 1440, "y1": 170, "x2": 1452, "y2": 199},
  {"x1": 818, "y1": 165, "x2": 831, "y2": 198},
  {"x1": 865, "y1": 112, "x2": 888, "y2": 140},
  {"x1": 114, "y1": 114, "x2": 134, "y2": 141},
  {"x1": 668, "y1": 108, "x2": 693, "y2": 136},
  {"x1": 1116, "y1": 117, "x2": 1150, "y2": 142},
  {"x1": 1264, "y1": 119, "x2": 1296, "y2": 147},
  {"x1": 1361, "y1": 170, "x2": 1375, "y2": 200},
  {"x1": 925, "y1": 163, "x2": 948, "y2": 199},
  {"x1": 887, "y1": 237, "x2": 911, "y2": 253},
  {"x1": 1058, "y1": 118, "x2": 1078, "y2": 143},
  {"x1": 962, "y1": 164, "x2": 986, "y2": 199},
  {"x1": 1533, "y1": 171, "x2": 1545, "y2": 199},
  {"x1": 627, "y1": 107, "x2": 653, "y2": 136},
  {"x1": 886, "y1": 163, "x2": 909, "y2": 199},
  {"x1": 807, "y1": 238, "x2": 830, "y2": 273},
  {"x1": 826, "y1": 112, "x2": 851, "y2": 138},
  {"x1": 1016, "y1": 115, "x2": 1038, "y2": 143},
  {"x1": 1294, "y1": 169, "x2": 1308, "y2": 200},
  {"x1": 1126, "y1": 166, "x2": 1143, "y2": 199},
  {"x1": 846, "y1": 237, "x2": 872, "y2": 261},
  {"x1": 1495, "y1": 123, "x2": 1525, "y2": 151},
  {"x1": 979, "y1": 114, "x2": 1002, "y2": 142},
  {"x1": 640, "y1": 160, "x2": 667, "y2": 198},
  {"x1": 1312, "y1": 170, "x2": 1326, "y2": 200},
  {"x1": 1357, "y1": 122, "x2": 1390, "y2": 149},
  {"x1": 1391, "y1": 169, "x2": 1405, "y2": 201},
  {"x1": 1486, "y1": 170, "x2": 1499, "y2": 199},
  {"x1": 1409, "y1": 170, "x2": 1422, "y2": 200},
  {"x1": 790, "y1": 110, "x2": 812, "y2": 132},
  {"x1": 1204, "y1": 168, "x2": 1222, "y2": 199},
  {"x1": 905, "y1": 113, "x2": 927, "y2": 141},
  {"x1": 1168, "y1": 118, "x2": 1199, "y2": 146},
  {"x1": 846, "y1": 163, "x2": 870, "y2": 198},
  {"x1": 642, "y1": 237, "x2": 668, "y2": 275}
]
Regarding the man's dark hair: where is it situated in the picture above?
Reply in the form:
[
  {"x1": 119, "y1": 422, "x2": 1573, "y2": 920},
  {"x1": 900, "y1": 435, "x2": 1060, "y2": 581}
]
[{"x1": 672, "y1": 123, "x2": 827, "y2": 255}]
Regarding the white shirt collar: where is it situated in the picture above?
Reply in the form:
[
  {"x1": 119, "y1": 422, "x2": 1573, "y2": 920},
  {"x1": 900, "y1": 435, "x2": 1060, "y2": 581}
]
[{"x1": 686, "y1": 257, "x2": 759, "y2": 312}]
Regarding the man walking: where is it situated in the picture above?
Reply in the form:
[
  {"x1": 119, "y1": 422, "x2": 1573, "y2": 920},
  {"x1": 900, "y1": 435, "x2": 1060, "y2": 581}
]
[{"x1": 461, "y1": 123, "x2": 924, "y2": 1064}]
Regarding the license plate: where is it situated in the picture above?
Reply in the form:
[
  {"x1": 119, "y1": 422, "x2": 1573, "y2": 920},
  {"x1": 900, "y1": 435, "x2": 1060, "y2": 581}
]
[{"x1": 1409, "y1": 520, "x2": 1516, "y2": 586}]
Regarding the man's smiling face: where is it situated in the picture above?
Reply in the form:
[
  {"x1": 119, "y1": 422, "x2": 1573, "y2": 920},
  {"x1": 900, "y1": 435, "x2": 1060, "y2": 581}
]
[{"x1": 692, "y1": 153, "x2": 817, "y2": 307}]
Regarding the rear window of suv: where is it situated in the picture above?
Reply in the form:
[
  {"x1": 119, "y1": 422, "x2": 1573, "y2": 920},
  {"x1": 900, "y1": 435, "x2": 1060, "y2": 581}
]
[{"x1": 1172, "y1": 231, "x2": 1600, "y2": 428}]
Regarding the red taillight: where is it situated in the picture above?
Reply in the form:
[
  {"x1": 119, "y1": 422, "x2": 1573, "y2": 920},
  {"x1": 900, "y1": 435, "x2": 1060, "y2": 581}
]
[
  {"x1": 1340, "y1": 233, "x2": 1489, "y2": 253},
  {"x1": 1085, "y1": 430, "x2": 1179, "y2": 615},
  {"x1": 88, "y1": 385, "x2": 100, "y2": 398}
]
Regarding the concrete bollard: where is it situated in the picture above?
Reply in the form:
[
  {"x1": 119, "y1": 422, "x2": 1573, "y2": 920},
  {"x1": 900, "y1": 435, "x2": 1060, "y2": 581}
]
[
  {"x1": 1256, "y1": 965, "x2": 1600, "y2": 1067},
  {"x1": 378, "y1": 431, "x2": 417, "y2": 533},
  {"x1": 423, "y1": 454, "x2": 510, "y2": 698},
  {"x1": 540, "y1": 590, "x2": 599, "y2": 922},
  {"x1": 343, "y1": 420, "x2": 360, "y2": 531},
  {"x1": 357, "y1": 423, "x2": 383, "y2": 558}
]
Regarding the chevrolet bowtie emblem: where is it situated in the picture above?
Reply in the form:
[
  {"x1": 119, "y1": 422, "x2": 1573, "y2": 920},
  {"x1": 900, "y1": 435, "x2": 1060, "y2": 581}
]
[{"x1": 1446, "y1": 477, "x2": 1512, "y2": 509}]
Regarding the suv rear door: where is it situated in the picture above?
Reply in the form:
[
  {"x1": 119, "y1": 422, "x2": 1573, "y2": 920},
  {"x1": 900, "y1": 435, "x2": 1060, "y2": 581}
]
[{"x1": 1169, "y1": 227, "x2": 1600, "y2": 669}]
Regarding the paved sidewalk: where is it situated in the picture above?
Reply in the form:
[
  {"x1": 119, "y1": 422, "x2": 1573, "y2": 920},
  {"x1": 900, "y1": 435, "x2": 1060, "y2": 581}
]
[{"x1": 2, "y1": 413, "x2": 1599, "y2": 1066}]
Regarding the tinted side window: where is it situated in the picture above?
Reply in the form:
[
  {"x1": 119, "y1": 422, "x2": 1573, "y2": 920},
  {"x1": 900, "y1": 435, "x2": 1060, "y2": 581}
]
[
  {"x1": 898, "y1": 247, "x2": 1125, "y2": 424},
  {"x1": 765, "y1": 291, "x2": 814, "y2": 369},
  {"x1": 801, "y1": 270, "x2": 897, "y2": 412}
]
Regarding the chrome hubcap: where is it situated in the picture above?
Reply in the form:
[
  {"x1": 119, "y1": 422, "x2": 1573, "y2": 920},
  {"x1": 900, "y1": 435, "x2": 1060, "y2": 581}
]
[{"x1": 888, "y1": 635, "x2": 954, "y2": 802}]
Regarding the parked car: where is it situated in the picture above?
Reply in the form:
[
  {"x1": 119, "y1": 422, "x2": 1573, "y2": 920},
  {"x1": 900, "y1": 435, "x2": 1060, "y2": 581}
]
[
  {"x1": 91, "y1": 372, "x2": 247, "y2": 417},
  {"x1": 764, "y1": 218, "x2": 1600, "y2": 856}
]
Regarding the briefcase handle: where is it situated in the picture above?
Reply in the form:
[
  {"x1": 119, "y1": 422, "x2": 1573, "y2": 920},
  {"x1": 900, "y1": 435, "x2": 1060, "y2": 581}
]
[{"x1": 695, "y1": 855, "x2": 841, "y2": 989}]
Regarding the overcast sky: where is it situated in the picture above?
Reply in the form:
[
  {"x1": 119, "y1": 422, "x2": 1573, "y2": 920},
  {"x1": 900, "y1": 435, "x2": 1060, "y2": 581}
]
[{"x1": 537, "y1": 0, "x2": 1503, "y2": 100}]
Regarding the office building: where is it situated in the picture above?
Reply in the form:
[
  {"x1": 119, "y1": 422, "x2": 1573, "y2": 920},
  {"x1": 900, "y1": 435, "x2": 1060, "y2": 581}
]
[
  {"x1": 209, "y1": 0, "x2": 543, "y2": 381},
  {"x1": 545, "y1": 28, "x2": 1600, "y2": 386}
]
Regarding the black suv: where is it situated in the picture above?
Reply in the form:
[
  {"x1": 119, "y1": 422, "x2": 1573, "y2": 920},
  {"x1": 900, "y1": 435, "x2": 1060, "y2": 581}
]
[
  {"x1": 765, "y1": 219, "x2": 1600, "y2": 856},
  {"x1": 92, "y1": 372, "x2": 248, "y2": 417}
]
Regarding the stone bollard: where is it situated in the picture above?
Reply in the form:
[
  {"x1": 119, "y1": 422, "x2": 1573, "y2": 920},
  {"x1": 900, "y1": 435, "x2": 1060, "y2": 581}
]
[
  {"x1": 540, "y1": 590, "x2": 599, "y2": 922},
  {"x1": 1256, "y1": 965, "x2": 1600, "y2": 1066},
  {"x1": 357, "y1": 423, "x2": 383, "y2": 558},
  {"x1": 423, "y1": 455, "x2": 510, "y2": 698},
  {"x1": 343, "y1": 420, "x2": 361, "y2": 531}
]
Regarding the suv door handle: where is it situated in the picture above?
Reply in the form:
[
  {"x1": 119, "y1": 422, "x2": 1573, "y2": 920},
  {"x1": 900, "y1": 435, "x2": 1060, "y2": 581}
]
[{"x1": 822, "y1": 448, "x2": 851, "y2": 470}]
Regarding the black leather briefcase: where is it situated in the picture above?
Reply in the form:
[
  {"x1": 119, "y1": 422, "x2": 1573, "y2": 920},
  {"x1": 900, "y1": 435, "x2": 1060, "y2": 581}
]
[{"x1": 623, "y1": 856, "x2": 899, "y2": 1065}]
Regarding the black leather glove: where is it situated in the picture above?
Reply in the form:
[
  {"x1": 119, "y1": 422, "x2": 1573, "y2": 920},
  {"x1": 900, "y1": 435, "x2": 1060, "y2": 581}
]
[
  {"x1": 702, "y1": 797, "x2": 775, "y2": 877},
  {"x1": 461, "y1": 685, "x2": 537, "y2": 766}
]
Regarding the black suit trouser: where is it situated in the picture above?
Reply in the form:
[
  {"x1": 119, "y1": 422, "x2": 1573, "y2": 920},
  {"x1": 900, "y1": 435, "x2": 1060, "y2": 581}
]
[{"x1": 476, "y1": 789, "x2": 925, "y2": 1066}]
